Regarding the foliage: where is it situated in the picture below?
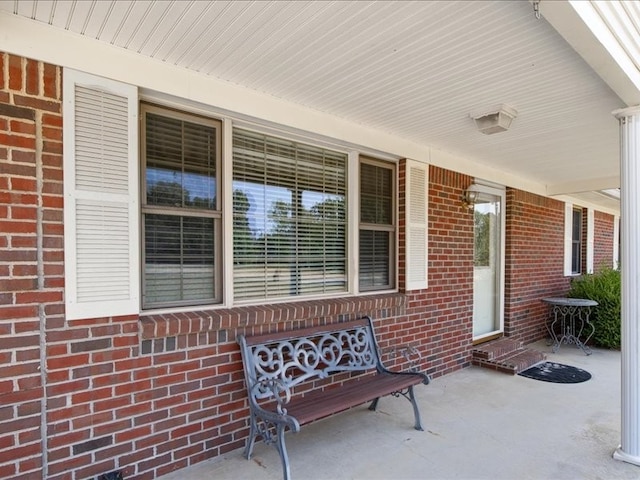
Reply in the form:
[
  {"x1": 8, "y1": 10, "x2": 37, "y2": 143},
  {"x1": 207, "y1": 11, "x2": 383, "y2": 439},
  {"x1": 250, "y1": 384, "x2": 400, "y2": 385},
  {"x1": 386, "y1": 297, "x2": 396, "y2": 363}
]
[{"x1": 568, "y1": 267, "x2": 621, "y2": 349}]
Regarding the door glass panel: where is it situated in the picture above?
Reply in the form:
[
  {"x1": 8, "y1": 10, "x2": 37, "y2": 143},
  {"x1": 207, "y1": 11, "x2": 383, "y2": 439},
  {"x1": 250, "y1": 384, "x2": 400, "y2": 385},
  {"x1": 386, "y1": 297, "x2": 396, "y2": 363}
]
[{"x1": 473, "y1": 193, "x2": 502, "y2": 338}]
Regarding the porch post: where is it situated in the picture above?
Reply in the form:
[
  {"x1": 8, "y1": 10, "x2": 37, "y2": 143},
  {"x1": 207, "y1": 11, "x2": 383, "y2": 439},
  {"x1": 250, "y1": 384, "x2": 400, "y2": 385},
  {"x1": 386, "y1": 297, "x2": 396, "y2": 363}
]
[{"x1": 614, "y1": 106, "x2": 640, "y2": 467}]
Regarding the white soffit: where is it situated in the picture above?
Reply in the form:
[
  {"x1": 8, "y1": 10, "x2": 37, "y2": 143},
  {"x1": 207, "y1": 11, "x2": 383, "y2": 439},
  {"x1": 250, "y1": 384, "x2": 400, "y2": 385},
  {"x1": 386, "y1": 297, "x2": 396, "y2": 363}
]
[
  {"x1": 0, "y1": 1, "x2": 632, "y2": 214},
  {"x1": 540, "y1": 0, "x2": 640, "y2": 106}
]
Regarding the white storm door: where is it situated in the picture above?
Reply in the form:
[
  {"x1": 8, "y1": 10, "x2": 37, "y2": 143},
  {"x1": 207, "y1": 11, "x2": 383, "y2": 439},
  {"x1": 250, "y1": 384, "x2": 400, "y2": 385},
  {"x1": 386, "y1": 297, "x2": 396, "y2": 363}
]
[{"x1": 472, "y1": 188, "x2": 505, "y2": 339}]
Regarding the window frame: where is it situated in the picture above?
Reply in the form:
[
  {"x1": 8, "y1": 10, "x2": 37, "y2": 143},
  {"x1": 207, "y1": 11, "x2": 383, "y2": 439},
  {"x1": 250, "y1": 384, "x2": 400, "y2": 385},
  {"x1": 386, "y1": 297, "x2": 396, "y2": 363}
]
[
  {"x1": 571, "y1": 206, "x2": 583, "y2": 275},
  {"x1": 140, "y1": 103, "x2": 223, "y2": 309},
  {"x1": 358, "y1": 156, "x2": 397, "y2": 292},
  {"x1": 231, "y1": 127, "x2": 349, "y2": 302}
]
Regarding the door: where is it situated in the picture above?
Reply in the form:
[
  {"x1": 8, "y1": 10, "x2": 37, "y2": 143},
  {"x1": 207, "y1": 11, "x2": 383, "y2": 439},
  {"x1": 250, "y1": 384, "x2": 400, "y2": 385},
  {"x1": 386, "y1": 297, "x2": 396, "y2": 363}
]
[{"x1": 472, "y1": 187, "x2": 505, "y2": 340}]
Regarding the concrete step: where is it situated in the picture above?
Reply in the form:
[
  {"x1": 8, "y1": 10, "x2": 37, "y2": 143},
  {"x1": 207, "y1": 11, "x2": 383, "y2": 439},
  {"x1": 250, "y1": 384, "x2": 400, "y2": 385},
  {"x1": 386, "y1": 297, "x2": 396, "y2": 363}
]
[{"x1": 472, "y1": 338, "x2": 546, "y2": 375}]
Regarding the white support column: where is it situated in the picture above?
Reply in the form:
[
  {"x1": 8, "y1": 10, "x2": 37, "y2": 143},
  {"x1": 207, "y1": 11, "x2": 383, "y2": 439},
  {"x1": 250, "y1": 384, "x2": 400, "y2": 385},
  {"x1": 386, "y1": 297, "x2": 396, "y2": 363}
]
[{"x1": 614, "y1": 106, "x2": 640, "y2": 467}]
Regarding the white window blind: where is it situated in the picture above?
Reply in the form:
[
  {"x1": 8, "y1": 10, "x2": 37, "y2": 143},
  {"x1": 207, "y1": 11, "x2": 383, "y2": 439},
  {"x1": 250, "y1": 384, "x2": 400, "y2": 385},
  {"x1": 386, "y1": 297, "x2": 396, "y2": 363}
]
[
  {"x1": 63, "y1": 70, "x2": 139, "y2": 320},
  {"x1": 405, "y1": 160, "x2": 428, "y2": 290},
  {"x1": 232, "y1": 129, "x2": 347, "y2": 301}
]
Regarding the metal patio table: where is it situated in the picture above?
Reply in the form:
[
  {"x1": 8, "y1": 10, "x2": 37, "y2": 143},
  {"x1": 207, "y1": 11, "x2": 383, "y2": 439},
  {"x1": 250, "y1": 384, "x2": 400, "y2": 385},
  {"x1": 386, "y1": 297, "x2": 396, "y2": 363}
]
[{"x1": 542, "y1": 297, "x2": 598, "y2": 355}]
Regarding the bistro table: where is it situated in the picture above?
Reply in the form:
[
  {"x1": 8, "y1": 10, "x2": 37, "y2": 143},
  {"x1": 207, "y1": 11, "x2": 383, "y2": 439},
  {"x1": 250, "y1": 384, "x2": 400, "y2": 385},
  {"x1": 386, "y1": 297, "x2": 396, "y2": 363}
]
[{"x1": 542, "y1": 297, "x2": 598, "y2": 355}]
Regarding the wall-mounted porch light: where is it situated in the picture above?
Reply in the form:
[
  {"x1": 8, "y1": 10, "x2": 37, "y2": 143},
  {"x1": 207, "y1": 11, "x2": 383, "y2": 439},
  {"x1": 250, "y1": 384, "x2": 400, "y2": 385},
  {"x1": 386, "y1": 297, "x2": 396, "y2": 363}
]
[
  {"x1": 470, "y1": 104, "x2": 518, "y2": 135},
  {"x1": 462, "y1": 184, "x2": 482, "y2": 209}
]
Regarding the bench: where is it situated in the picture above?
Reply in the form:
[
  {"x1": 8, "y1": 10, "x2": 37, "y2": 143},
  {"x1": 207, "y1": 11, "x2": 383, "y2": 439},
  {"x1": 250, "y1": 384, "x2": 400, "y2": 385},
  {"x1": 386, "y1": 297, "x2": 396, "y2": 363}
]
[{"x1": 237, "y1": 316, "x2": 430, "y2": 480}]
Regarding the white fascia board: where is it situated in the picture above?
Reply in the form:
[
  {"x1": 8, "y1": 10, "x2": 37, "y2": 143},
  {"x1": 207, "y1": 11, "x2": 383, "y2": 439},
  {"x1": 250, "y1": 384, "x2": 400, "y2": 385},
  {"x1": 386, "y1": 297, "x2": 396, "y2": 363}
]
[
  {"x1": 546, "y1": 176, "x2": 620, "y2": 196},
  {"x1": 0, "y1": 12, "x2": 429, "y2": 162},
  {"x1": 540, "y1": 0, "x2": 640, "y2": 106}
]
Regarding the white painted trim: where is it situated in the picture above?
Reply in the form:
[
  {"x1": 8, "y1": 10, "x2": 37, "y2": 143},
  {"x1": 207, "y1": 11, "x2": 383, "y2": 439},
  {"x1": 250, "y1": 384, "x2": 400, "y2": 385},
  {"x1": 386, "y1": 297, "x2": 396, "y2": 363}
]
[
  {"x1": 348, "y1": 151, "x2": 360, "y2": 294},
  {"x1": 614, "y1": 214, "x2": 620, "y2": 269},
  {"x1": 222, "y1": 117, "x2": 235, "y2": 306}
]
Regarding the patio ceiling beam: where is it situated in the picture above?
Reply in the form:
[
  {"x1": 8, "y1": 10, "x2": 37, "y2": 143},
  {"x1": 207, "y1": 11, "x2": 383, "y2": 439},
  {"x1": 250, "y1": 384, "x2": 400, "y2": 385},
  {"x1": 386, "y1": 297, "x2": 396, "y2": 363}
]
[
  {"x1": 546, "y1": 175, "x2": 620, "y2": 196},
  {"x1": 540, "y1": 0, "x2": 640, "y2": 107}
]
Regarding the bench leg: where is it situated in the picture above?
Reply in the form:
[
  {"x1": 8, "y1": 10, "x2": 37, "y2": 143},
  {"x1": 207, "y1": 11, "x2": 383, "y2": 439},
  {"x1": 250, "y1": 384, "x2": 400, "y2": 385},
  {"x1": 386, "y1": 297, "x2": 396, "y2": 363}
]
[
  {"x1": 275, "y1": 424, "x2": 292, "y2": 480},
  {"x1": 408, "y1": 386, "x2": 424, "y2": 431},
  {"x1": 244, "y1": 414, "x2": 257, "y2": 460},
  {"x1": 368, "y1": 397, "x2": 380, "y2": 411}
]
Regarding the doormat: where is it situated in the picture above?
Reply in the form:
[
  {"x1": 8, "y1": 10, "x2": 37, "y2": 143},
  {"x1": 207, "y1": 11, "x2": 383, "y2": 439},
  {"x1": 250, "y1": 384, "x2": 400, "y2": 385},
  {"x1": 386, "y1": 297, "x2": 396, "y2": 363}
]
[{"x1": 518, "y1": 362, "x2": 591, "y2": 384}]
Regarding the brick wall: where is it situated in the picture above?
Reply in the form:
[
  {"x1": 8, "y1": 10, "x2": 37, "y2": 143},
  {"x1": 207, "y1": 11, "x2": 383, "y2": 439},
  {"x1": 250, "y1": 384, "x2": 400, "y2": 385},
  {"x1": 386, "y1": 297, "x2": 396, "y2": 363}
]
[
  {"x1": 594, "y1": 210, "x2": 615, "y2": 271},
  {"x1": 504, "y1": 188, "x2": 570, "y2": 342},
  {"x1": 399, "y1": 165, "x2": 474, "y2": 376},
  {"x1": 1, "y1": 52, "x2": 63, "y2": 480}
]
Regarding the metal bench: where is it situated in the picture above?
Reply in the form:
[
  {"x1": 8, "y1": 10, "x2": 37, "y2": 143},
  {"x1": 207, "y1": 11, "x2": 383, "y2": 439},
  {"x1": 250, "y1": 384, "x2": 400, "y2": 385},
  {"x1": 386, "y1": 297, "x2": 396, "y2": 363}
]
[{"x1": 237, "y1": 316, "x2": 431, "y2": 480}]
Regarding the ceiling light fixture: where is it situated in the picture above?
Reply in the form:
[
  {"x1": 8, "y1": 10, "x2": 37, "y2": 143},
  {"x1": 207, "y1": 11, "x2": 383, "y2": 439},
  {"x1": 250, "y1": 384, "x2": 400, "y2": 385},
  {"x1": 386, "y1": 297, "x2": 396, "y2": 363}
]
[{"x1": 470, "y1": 104, "x2": 518, "y2": 135}]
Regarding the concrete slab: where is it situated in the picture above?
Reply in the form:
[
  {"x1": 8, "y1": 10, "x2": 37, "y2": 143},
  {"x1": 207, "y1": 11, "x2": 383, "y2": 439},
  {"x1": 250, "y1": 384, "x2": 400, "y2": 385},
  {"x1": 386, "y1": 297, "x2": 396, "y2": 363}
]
[{"x1": 158, "y1": 340, "x2": 639, "y2": 480}]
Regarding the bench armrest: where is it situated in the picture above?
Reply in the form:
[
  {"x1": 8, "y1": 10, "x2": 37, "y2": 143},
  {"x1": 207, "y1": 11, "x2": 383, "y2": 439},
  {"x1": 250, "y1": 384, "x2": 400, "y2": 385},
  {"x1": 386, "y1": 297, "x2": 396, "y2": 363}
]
[
  {"x1": 380, "y1": 345, "x2": 431, "y2": 384},
  {"x1": 251, "y1": 378, "x2": 292, "y2": 415},
  {"x1": 248, "y1": 378, "x2": 301, "y2": 432}
]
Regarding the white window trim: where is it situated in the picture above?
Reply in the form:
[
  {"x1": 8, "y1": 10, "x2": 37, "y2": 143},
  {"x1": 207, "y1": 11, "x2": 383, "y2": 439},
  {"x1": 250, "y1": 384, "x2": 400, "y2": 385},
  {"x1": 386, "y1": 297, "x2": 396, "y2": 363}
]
[{"x1": 564, "y1": 202, "x2": 594, "y2": 276}]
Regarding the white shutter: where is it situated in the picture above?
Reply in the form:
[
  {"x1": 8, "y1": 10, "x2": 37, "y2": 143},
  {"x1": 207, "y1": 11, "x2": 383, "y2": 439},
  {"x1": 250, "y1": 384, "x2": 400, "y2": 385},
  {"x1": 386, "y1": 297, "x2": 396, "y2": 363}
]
[
  {"x1": 63, "y1": 70, "x2": 139, "y2": 320},
  {"x1": 405, "y1": 159, "x2": 428, "y2": 290}
]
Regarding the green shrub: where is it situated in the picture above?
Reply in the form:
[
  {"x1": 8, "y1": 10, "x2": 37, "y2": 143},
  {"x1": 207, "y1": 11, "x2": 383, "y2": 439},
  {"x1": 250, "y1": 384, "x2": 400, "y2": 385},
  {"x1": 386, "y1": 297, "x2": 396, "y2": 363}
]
[{"x1": 567, "y1": 267, "x2": 621, "y2": 349}]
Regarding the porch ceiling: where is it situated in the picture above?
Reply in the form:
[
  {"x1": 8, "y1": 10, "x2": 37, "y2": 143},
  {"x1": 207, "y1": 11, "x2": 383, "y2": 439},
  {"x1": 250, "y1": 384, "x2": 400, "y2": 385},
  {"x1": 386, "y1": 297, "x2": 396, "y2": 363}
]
[{"x1": 1, "y1": 0, "x2": 638, "y2": 213}]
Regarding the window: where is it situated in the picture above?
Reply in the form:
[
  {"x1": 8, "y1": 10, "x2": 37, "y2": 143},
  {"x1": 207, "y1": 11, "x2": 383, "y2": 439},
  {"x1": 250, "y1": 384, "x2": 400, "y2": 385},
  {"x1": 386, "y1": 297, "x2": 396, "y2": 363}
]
[
  {"x1": 359, "y1": 159, "x2": 395, "y2": 290},
  {"x1": 141, "y1": 105, "x2": 222, "y2": 308},
  {"x1": 232, "y1": 129, "x2": 348, "y2": 301},
  {"x1": 571, "y1": 207, "x2": 583, "y2": 275}
]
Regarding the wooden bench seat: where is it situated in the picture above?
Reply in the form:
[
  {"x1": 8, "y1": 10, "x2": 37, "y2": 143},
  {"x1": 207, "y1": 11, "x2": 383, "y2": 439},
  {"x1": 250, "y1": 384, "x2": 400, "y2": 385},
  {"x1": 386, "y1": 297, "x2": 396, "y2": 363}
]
[{"x1": 237, "y1": 316, "x2": 430, "y2": 480}]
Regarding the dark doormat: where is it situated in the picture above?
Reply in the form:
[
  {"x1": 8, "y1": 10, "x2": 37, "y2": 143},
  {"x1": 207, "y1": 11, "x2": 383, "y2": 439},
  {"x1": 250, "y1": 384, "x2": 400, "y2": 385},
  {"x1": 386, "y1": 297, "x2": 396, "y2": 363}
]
[{"x1": 518, "y1": 362, "x2": 591, "y2": 384}]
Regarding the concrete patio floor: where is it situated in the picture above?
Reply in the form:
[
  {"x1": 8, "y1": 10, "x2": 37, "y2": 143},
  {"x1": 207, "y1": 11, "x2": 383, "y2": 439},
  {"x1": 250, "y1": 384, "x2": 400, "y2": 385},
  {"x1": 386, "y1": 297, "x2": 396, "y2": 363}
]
[{"x1": 159, "y1": 340, "x2": 639, "y2": 480}]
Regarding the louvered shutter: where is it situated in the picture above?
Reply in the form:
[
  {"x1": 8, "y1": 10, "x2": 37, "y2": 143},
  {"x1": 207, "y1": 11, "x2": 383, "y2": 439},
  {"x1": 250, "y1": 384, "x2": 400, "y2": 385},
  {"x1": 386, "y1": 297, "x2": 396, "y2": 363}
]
[
  {"x1": 405, "y1": 159, "x2": 428, "y2": 290},
  {"x1": 63, "y1": 70, "x2": 139, "y2": 320}
]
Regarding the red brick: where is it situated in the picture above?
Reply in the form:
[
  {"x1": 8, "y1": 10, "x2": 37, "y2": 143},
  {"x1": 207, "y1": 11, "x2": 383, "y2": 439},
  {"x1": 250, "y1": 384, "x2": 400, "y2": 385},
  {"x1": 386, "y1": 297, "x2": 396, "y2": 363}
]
[
  {"x1": 42, "y1": 63, "x2": 58, "y2": 99},
  {"x1": 13, "y1": 95, "x2": 60, "y2": 113},
  {"x1": 8, "y1": 54, "x2": 22, "y2": 91},
  {"x1": 9, "y1": 177, "x2": 37, "y2": 192},
  {"x1": 0, "y1": 132, "x2": 36, "y2": 150},
  {"x1": 0, "y1": 52, "x2": 5, "y2": 89},
  {"x1": 25, "y1": 58, "x2": 39, "y2": 95},
  {"x1": 10, "y1": 119, "x2": 36, "y2": 135}
]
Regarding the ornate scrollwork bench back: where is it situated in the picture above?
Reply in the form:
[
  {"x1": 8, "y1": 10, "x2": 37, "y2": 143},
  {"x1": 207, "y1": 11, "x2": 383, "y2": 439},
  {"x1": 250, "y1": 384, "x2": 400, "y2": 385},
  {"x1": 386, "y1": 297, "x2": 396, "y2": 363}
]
[{"x1": 237, "y1": 316, "x2": 431, "y2": 480}]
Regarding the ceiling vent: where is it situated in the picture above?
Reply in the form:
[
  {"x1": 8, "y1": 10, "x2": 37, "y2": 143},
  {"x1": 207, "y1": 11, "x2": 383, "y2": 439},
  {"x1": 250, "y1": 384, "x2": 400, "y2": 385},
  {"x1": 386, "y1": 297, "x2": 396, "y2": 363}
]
[{"x1": 470, "y1": 104, "x2": 518, "y2": 135}]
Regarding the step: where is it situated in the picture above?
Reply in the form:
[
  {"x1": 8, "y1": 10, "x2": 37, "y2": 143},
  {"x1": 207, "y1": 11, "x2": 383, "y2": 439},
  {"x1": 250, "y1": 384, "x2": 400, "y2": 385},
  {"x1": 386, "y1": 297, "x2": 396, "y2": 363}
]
[
  {"x1": 471, "y1": 338, "x2": 546, "y2": 375},
  {"x1": 471, "y1": 338, "x2": 523, "y2": 361},
  {"x1": 474, "y1": 348, "x2": 546, "y2": 375}
]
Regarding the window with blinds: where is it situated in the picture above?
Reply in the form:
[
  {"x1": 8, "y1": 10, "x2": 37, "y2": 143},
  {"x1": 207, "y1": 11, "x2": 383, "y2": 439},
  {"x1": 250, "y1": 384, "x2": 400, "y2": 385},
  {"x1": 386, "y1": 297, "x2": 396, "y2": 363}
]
[
  {"x1": 359, "y1": 159, "x2": 395, "y2": 290},
  {"x1": 233, "y1": 129, "x2": 347, "y2": 301},
  {"x1": 572, "y1": 207, "x2": 583, "y2": 275},
  {"x1": 141, "y1": 104, "x2": 222, "y2": 308}
]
